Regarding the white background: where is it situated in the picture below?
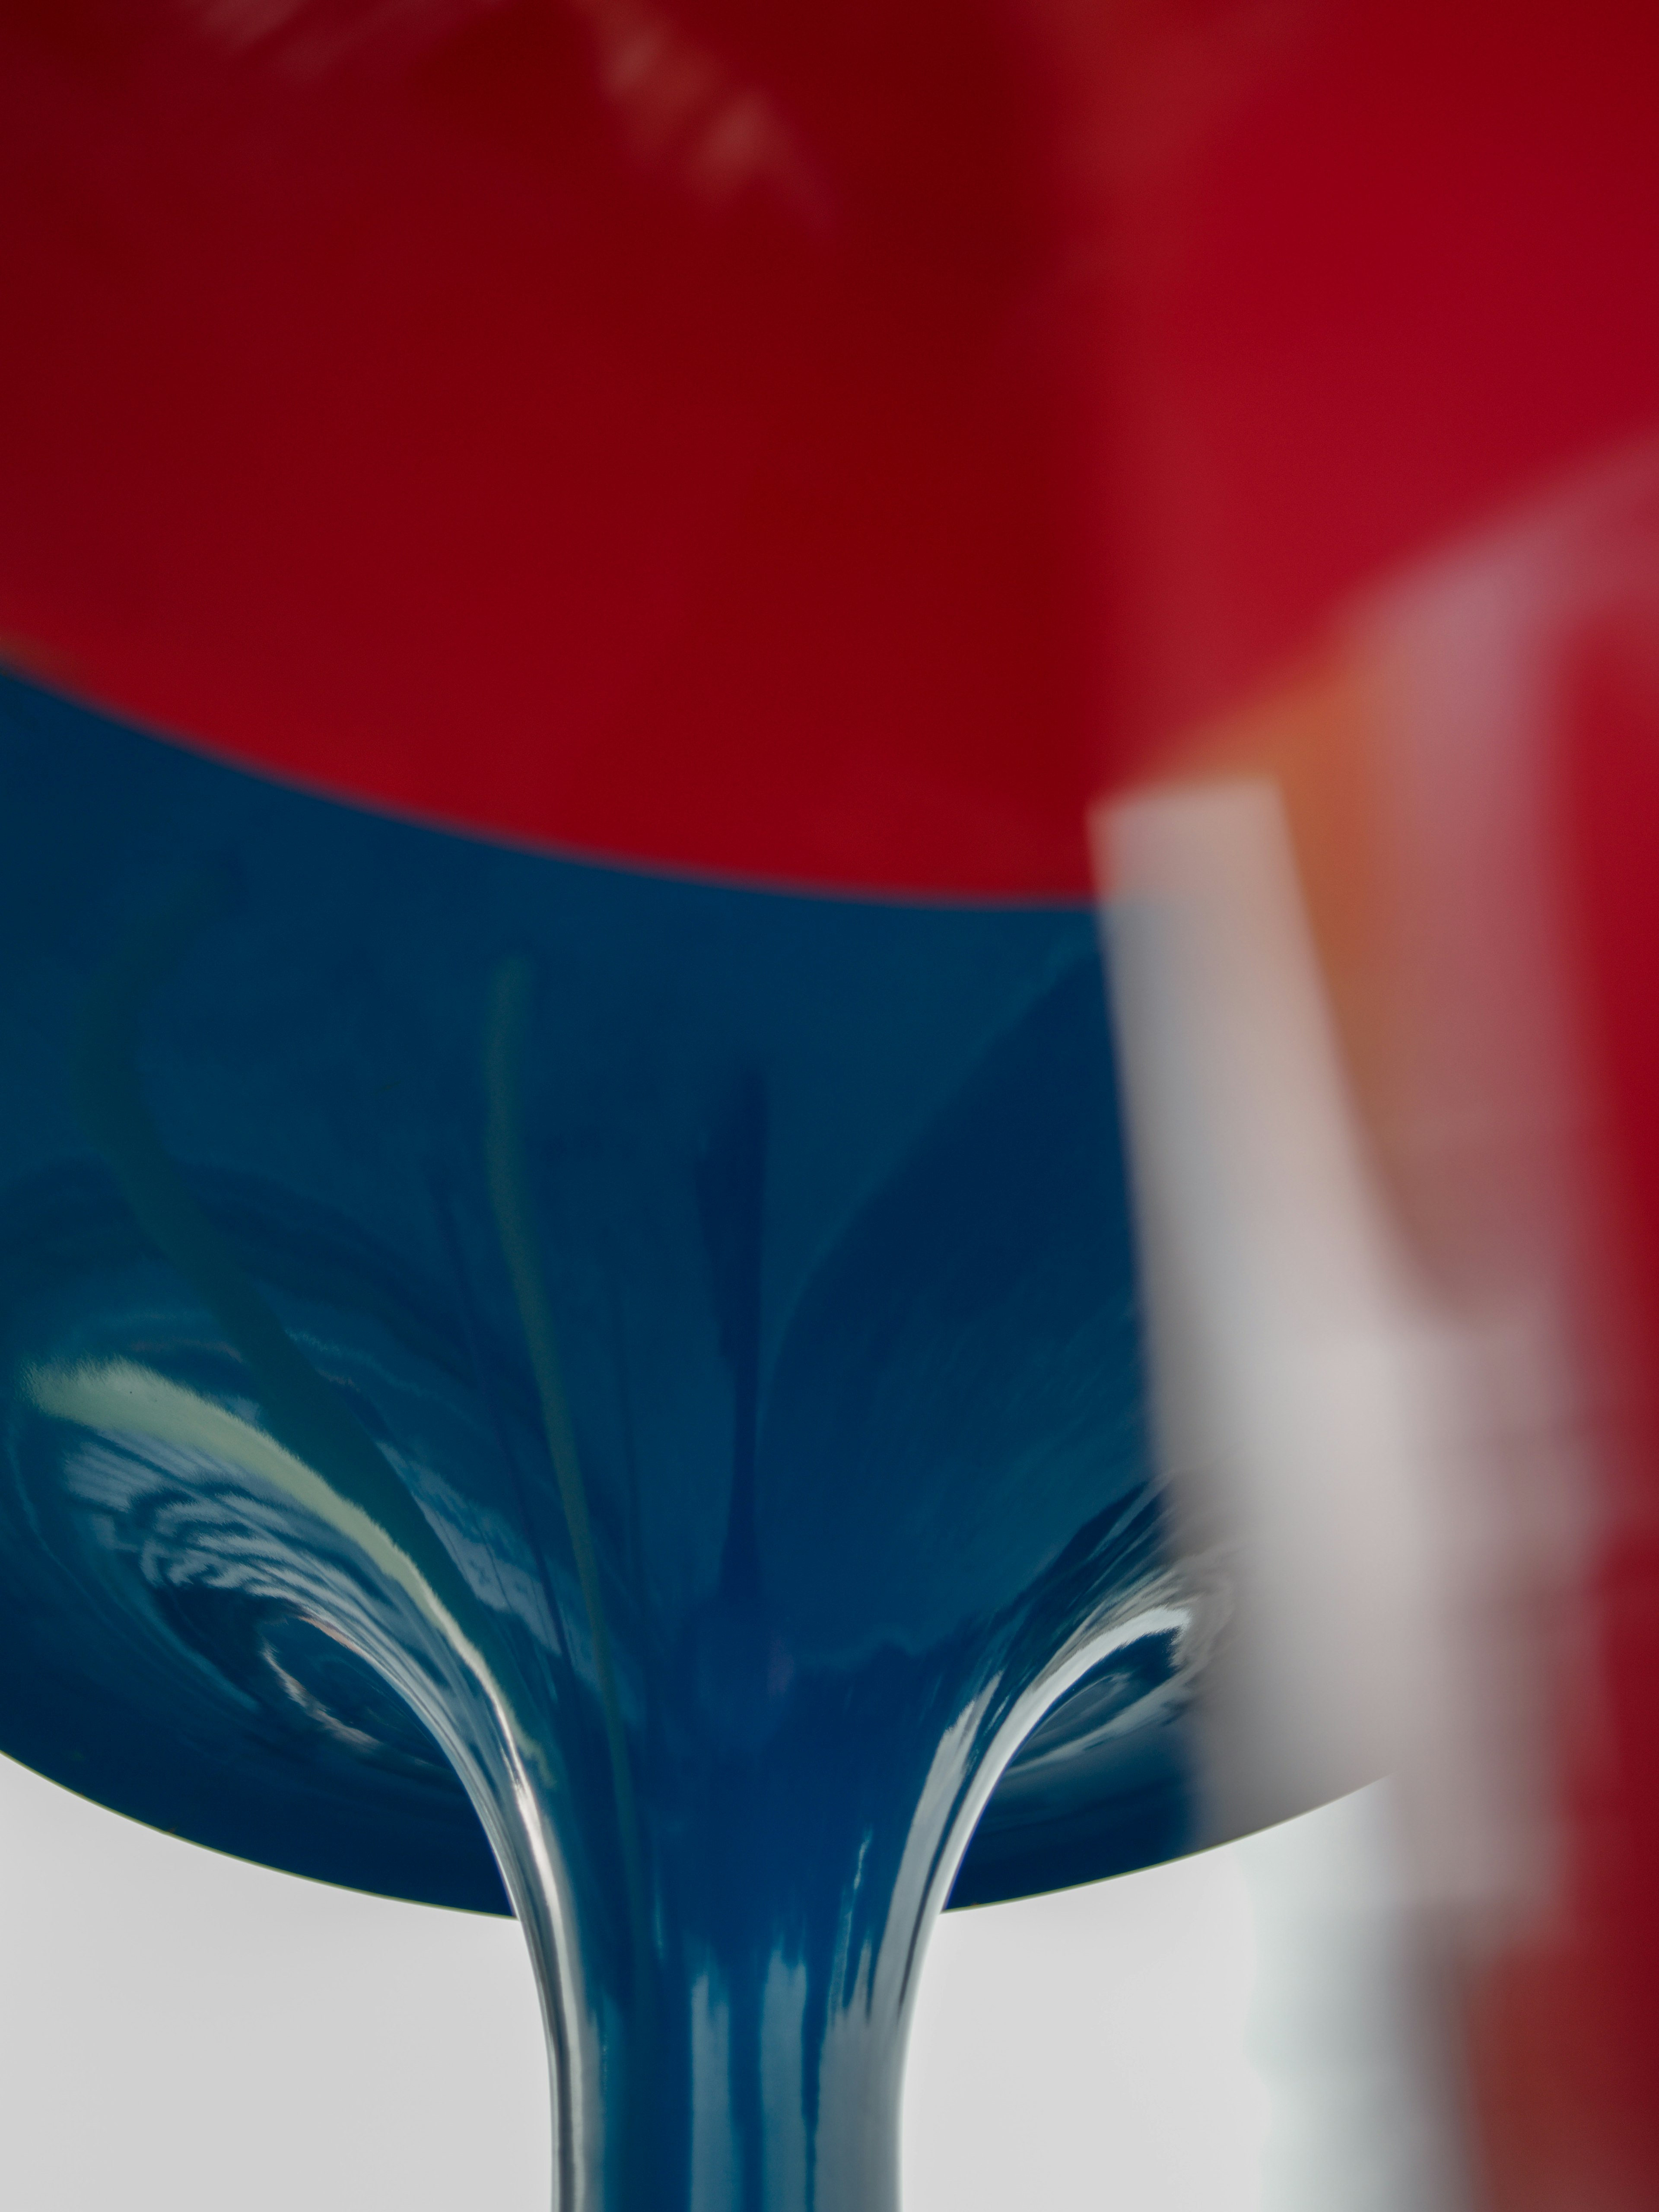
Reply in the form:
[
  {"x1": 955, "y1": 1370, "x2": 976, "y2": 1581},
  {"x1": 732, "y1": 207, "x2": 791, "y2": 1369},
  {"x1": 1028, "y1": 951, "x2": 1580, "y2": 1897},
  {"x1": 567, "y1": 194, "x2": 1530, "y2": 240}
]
[{"x1": 0, "y1": 1755, "x2": 1456, "y2": 2211}]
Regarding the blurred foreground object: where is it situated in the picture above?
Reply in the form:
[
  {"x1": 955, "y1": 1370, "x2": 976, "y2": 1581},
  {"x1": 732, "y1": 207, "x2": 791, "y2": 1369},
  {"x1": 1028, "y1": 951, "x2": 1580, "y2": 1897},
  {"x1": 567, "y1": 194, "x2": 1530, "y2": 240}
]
[{"x1": 1098, "y1": 440, "x2": 1659, "y2": 2211}]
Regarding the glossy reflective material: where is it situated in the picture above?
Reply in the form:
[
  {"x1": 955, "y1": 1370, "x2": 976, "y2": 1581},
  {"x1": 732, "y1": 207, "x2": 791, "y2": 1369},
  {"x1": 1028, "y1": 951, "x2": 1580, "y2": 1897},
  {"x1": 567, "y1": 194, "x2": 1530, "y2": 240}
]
[
  {"x1": 0, "y1": 0, "x2": 1108, "y2": 895},
  {"x1": 6, "y1": 5, "x2": 1659, "y2": 896},
  {"x1": 0, "y1": 675, "x2": 1202, "y2": 2208}
]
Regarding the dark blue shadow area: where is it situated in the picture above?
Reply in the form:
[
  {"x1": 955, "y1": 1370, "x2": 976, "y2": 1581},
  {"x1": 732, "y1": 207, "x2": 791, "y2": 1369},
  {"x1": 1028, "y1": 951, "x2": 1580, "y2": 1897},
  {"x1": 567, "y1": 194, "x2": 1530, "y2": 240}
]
[{"x1": 0, "y1": 673, "x2": 1198, "y2": 2210}]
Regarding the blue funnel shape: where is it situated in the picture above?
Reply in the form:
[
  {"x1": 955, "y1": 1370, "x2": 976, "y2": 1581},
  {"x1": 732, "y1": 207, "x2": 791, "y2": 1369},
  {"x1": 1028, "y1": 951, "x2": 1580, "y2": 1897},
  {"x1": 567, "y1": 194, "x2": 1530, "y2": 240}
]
[{"x1": 0, "y1": 674, "x2": 1205, "y2": 2210}]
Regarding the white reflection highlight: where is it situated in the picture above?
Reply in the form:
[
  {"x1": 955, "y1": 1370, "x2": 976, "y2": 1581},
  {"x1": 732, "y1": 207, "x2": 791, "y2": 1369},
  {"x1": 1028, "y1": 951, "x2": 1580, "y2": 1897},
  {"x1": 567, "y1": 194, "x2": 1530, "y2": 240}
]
[
  {"x1": 24, "y1": 1358, "x2": 509, "y2": 1748},
  {"x1": 1094, "y1": 782, "x2": 1488, "y2": 1891}
]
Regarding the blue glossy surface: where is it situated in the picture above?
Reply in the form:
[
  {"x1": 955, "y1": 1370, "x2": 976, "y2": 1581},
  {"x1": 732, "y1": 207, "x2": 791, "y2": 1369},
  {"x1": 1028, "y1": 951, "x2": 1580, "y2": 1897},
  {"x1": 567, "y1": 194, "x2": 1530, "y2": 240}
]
[{"x1": 0, "y1": 674, "x2": 1200, "y2": 2209}]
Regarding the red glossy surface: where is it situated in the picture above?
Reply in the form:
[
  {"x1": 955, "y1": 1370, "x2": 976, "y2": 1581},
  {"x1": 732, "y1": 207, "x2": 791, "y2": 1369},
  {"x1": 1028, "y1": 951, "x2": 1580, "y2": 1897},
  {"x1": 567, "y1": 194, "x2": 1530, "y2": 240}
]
[
  {"x1": 4, "y1": 0, "x2": 1659, "y2": 890},
  {"x1": 1478, "y1": 620, "x2": 1659, "y2": 2211}
]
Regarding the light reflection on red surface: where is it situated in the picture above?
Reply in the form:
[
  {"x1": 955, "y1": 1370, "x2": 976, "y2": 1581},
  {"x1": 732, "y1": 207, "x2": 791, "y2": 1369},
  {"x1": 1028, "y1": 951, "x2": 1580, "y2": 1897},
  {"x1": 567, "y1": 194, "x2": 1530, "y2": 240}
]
[{"x1": 4, "y1": 1, "x2": 1659, "y2": 890}]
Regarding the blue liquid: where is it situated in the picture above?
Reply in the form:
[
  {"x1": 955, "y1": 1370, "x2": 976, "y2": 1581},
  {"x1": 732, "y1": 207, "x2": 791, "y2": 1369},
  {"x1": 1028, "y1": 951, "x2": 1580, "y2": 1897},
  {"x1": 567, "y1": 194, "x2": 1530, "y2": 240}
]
[{"x1": 0, "y1": 674, "x2": 1195, "y2": 2207}]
